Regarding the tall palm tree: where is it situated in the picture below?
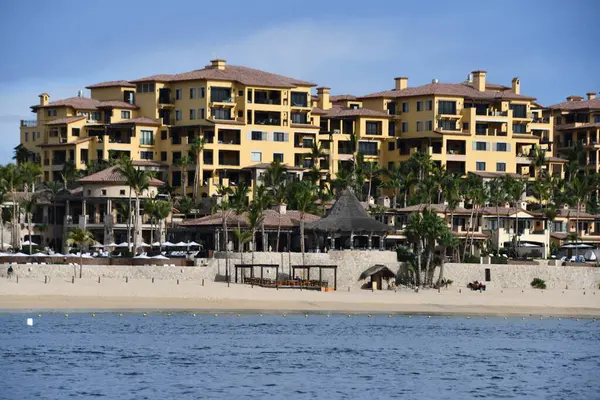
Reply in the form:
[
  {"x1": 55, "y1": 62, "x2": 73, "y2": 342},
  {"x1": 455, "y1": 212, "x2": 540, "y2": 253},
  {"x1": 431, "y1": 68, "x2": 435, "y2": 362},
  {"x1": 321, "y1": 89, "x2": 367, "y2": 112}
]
[
  {"x1": 530, "y1": 144, "x2": 547, "y2": 179},
  {"x1": 67, "y1": 227, "x2": 98, "y2": 278},
  {"x1": 461, "y1": 174, "x2": 484, "y2": 260},
  {"x1": 230, "y1": 182, "x2": 249, "y2": 251},
  {"x1": 13, "y1": 144, "x2": 33, "y2": 164},
  {"x1": 190, "y1": 136, "x2": 206, "y2": 201},
  {"x1": 294, "y1": 181, "x2": 318, "y2": 265},
  {"x1": 116, "y1": 157, "x2": 135, "y2": 252},
  {"x1": 247, "y1": 202, "x2": 265, "y2": 264},
  {"x1": 60, "y1": 161, "x2": 80, "y2": 188},
  {"x1": 333, "y1": 167, "x2": 354, "y2": 194},
  {"x1": 568, "y1": 174, "x2": 593, "y2": 256},
  {"x1": 486, "y1": 178, "x2": 506, "y2": 252},
  {"x1": 154, "y1": 200, "x2": 171, "y2": 251},
  {"x1": 3, "y1": 164, "x2": 22, "y2": 249},
  {"x1": 42, "y1": 181, "x2": 63, "y2": 251},
  {"x1": 380, "y1": 163, "x2": 411, "y2": 208},
  {"x1": 362, "y1": 161, "x2": 380, "y2": 202},
  {"x1": 502, "y1": 175, "x2": 526, "y2": 252},
  {"x1": 145, "y1": 198, "x2": 157, "y2": 246},
  {"x1": 20, "y1": 197, "x2": 36, "y2": 254},
  {"x1": 0, "y1": 169, "x2": 8, "y2": 250},
  {"x1": 262, "y1": 160, "x2": 287, "y2": 251},
  {"x1": 176, "y1": 155, "x2": 193, "y2": 198},
  {"x1": 253, "y1": 184, "x2": 272, "y2": 251}
]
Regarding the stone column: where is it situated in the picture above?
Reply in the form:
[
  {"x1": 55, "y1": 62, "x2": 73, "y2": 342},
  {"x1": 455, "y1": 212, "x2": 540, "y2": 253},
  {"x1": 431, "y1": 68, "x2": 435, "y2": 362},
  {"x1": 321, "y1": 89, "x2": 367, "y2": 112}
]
[
  {"x1": 379, "y1": 235, "x2": 384, "y2": 250},
  {"x1": 368, "y1": 233, "x2": 373, "y2": 250},
  {"x1": 350, "y1": 231, "x2": 354, "y2": 250},
  {"x1": 81, "y1": 199, "x2": 87, "y2": 229},
  {"x1": 215, "y1": 230, "x2": 220, "y2": 252}
]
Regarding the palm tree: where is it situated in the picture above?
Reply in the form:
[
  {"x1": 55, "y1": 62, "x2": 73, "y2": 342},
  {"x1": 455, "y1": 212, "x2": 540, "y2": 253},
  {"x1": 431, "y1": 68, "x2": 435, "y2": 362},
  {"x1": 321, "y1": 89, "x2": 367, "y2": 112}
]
[
  {"x1": 262, "y1": 160, "x2": 287, "y2": 251},
  {"x1": 190, "y1": 136, "x2": 206, "y2": 201},
  {"x1": 145, "y1": 198, "x2": 157, "y2": 246},
  {"x1": 3, "y1": 164, "x2": 22, "y2": 249},
  {"x1": 247, "y1": 203, "x2": 265, "y2": 264},
  {"x1": 486, "y1": 178, "x2": 506, "y2": 252},
  {"x1": 0, "y1": 169, "x2": 8, "y2": 250},
  {"x1": 380, "y1": 163, "x2": 411, "y2": 208},
  {"x1": 568, "y1": 174, "x2": 593, "y2": 256},
  {"x1": 253, "y1": 184, "x2": 272, "y2": 251},
  {"x1": 437, "y1": 230, "x2": 457, "y2": 286},
  {"x1": 502, "y1": 175, "x2": 526, "y2": 252},
  {"x1": 13, "y1": 144, "x2": 33, "y2": 164},
  {"x1": 176, "y1": 155, "x2": 193, "y2": 197},
  {"x1": 67, "y1": 227, "x2": 98, "y2": 278},
  {"x1": 130, "y1": 168, "x2": 151, "y2": 255},
  {"x1": 294, "y1": 181, "x2": 318, "y2": 265},
  {"x1": 230, "y1": 182, "x2": 249, "y2": 251},
  {"x1": 42, "y1": 181, "x2": 63, "y2": 251},
  {"x1": 116, "y1": 157, "x2": 135, "y2": 252},
  {"x1": 530, "y1": 145, "x2": 547, "y2": 179},
  {"x1": 333, "y1": 166, "x2": 354, "y2": 194},
  {"x1": 177, "y1": 196, "x2": 194, "y2": 219},
  {"x1": 20, "y1": 197, "x2": 36, "y2": 254},
  {"x1": 154, "y1": 200, "x2": 171, "y2": 251},
  {"x1": 461, "y1": 174, "x2": 484, "y2": 260},
  {"x1": 361, "y1": 161, "x2": 380, "y2": 202},
  {"x1": 60, "y1": 161, "x2": 80, "y2": 188}
]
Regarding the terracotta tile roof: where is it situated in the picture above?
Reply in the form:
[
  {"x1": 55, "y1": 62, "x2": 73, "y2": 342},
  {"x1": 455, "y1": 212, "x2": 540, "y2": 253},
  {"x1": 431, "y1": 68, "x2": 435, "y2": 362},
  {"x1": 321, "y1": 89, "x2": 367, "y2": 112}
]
[
  {"x1": 330, "y1": 94, "x2": 357, "y2": 102},
  {"x1": 556, "y1": 208, "x2": 595, "y2": 219},
  {"x1": 360, "y1": 81, "x2": 535, "y2": 101},
  {"x1": 132, "y1": 160, "x2": 169, "y2": 168},
  {"x1": 32, "y1": 96, "x2": 100, "y2": 110},
  {"x1": 78, "y1": 166, "x2": 164, "y2": 186},
  {"x1": 547, "y1": 156, "x2": 568, "y2": 163},
  {"x1": 290, "y1": 123, "x2": 320, "y2": 129},
  {"x1": 110, "y1": 117, "x2": 161, "y2": 126},
  {"x1": 311, "y1": 107, "x2": 328, "y2": 115},
  {"x1": 551, "y1": 232, "x2": 568, "y2": 240},
  {"x1": 39, "y1": 137, "x2": 93, "y2": 147},
  {"x1": 323, "y1": 105, "x2": 391, "y2": 119},
  {"x1": 556, "y1": 122, "x2": 600, "y2": 131},
  {"x1": 97, "y1": 100, "x2": 139, "y2": 110},
  {"x1": 86, "y1": 80, "x2": 136, "y2": 89},
  {"x1": 212, "y1": 119, "x2": 246, "y2": 126},
  {"x1": 130, "y1": 64, "x2": 317, "y2": 88},
  {"x1": 45, "y1": 116, "x2": 86, "y2": 125},
  {"x1": 480, "y1": 207, "x2": 536, "y2": 217},
  {"x1": 433, "y1": 129, "x2": 471, "y2": 136},
  {"x1": 396, "y1": 203, "x2": 471, "y2": 214},
  {"x1": 180, "y1": 209, "x2": 320, "y2": 229},
  {"x1": 548, "y1": 97, "x2": 600, "y2": 111},
  {"x1": 241, "y1": 163, "x2": 304, "y2": 171}
]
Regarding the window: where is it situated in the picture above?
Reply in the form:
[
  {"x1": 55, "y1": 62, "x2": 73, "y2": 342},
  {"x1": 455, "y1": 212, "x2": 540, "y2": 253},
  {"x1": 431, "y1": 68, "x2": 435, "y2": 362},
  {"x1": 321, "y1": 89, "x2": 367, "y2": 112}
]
[
  {"x1": 101, "y1": 190, "x2": 107, "y2": 196},
  {"x1": 463, "y1": 122, "x2": 469, "y2": 131},
  {"x1": 199, "y1": 87, "x2": 205, "y2": 98},
  {"x1": 388, "y1": 142, "x2": 395, "y2": 151},
  {"x1": 350, "y1": 104, "x2": 359, "y2": 110},
  {"x1": 175, "y1": 89, "x2": 182, "y2": 100},
  {"x1": 510, "y1": 104, "x2": 527, "y2": 118},
  {"x1": 425, "y1": 120, "x2": 433, "y2": 131},
  {"x1": 120, "y1": 190, "x2": 126, "y2": 195},
  {"x1": 136, "y1": 83, "x2": 155, "y2": 93},
  {"x1": 238, "y1": 110, "x2": 243, "y2": 118},
  {"x1": 47, "y1": 109, "x2": 57, "y2": 117},
  {"x1": 204, "y1": 150, "x2": 213, "y2": 165},
  {"x1": 496, "y1": 142, "x2": 508, "y2": 152},
  {"x1": 251, "y1": 151, "x2": 262, "y2": 162},
  {"x1": 401, "y1": 122, "x2": 408, "y2": 133},
  {"x1": 273, "y1": 153, "x2": 284, "y2": 163},
  {"x1": 161, "y1": 130, "x2": 167, "y2": 140},
  {"x1": 402, "y1": 102, "x2": 409, "y2": 113},
  {"x1": 513, "y1": 124, "x2": 527, "y2": 134},
  {"x1": 189, "y1": 109, "x2": 196, "y2": 120},
  {"x1": 140, "y1": 130, "x2": 154, "y2": 145},
  {"x1": 417, "y1": 101, "x2": 422, "y2": 112},
  {"x1": 291, "y1": 113, "x2": 307, "y2": 124},
  {"x1": 190, "y1": 88, "x2": 196, "y2": 99},
  {"x1": 594, "y1": 115, "x2": 600, "y2": 123},
  {"x1": 439, "y1": 120, "x2": 456, "y2": 130},
  {"x1": 211, "y1": 108, "x2": 229, "y2": 120},
  {"x1": 366, "y1": 121, "x2": 380, "y2": 135},
  {"x1": 416, "y1": 121, "x2": 422, "y2": 132},
  {"x1": 175, "y1": 110, "x2": 182, "y2": 121},
  {"x1": 291, "y1": 92, "x2": 308, "y2": 107},
  {"x1": 476, "y1": 123, "x2": 487, "y2": 135},
  {"x1": 358, "y1": 141, "x2": 378, "y2": 156},
  {"x1": 425, "y1": 100, "x2": 433, "y2": 111},
  {"x1": 251, "y1": 131, "x2": 266, "y2": 141},
  {"x1": 247, "y1": 89, "x2": 253, "y2": 103},
  {"x1": 388, "y1": 161, "x2": 394, "y2": 170},
  {"x1": 238, "y1": 90, "x2": 244, "y2": 97},
  {"x1": 274, "y1": 132, "x2": 286, "y2": 142},
  {"x1": 475, "y1": 141, "x2": 487, "y2": 151},
  {"x1": 388, "y1": 120, "x2": 395, "y2": 136},
  {"x1": 476, "y1": 161, "x2": 486, "y2": 171},
  {"x1": 199, "y1": 108, "x2": 205, "y2": 119},
  {"x1": 496, "y1": 162, "x2": 506, "y2": 172},
  {"x1": 172, "y1": 152, "x2": 181, "y2": 162},
  {"x1": 121, "y1": 110, "x2": 131, "y2": 119},
  {"x1": 438, "y1": 101, "x2": 457, "y2": 115},
  {"x1": 92, "y1": 111, "x2": 102, "y2": 121},
  {"x1": 25, "y1": 132, "x2": 28, "y2": 141},
  {"x1": 161, "y1": 152, "x2": 167, "y2": 161},
  {"x1": 140, "y1": 151, "x2": 154, "y2": 160}
]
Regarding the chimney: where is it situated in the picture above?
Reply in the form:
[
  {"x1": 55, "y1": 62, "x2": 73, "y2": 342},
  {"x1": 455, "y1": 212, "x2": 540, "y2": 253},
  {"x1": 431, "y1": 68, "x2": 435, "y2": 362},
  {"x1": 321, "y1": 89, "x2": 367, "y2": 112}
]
[
  {"x1": 317, "y1": 87, "x2": 331, "y2": 110},
  {"x1": 210, "y1": 59, "x2": 227, "y2": 70},
  {"x1": 39, "y1": 93, "x2": 49, "y2": 106},
  {"x1": 566, "y1": 95, "x2": 583, "y2": 102},
  {"x1": 272, "y1": 203, "x2": 287, "y2": 215},
  {"x1": 472, "y1": 70, "x2": 487, "y2": 91},
  {"x1": 511, "y1": 77, "x2": 520, "y2": 94},
  {"x1": 394, "y1": 77, "x2": 408, "y2": 90},
  {"x1": 587, "y1": 92, "x2": 596, "y2": 100}
]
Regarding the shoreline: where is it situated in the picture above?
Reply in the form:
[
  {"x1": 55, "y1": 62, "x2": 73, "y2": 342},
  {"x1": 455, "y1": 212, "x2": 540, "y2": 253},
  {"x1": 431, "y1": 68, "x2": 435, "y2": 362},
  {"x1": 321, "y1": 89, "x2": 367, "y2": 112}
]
[{"x1": 1, "y1": 277, "x2": 599, "y2": 317}]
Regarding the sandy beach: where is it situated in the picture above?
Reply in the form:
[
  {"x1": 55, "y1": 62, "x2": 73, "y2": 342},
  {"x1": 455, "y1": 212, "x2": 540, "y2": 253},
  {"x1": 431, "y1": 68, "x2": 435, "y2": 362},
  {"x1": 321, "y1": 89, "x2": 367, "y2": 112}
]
[{"x1": 1, "y1": 277, "x2": 599, "y2": 316}]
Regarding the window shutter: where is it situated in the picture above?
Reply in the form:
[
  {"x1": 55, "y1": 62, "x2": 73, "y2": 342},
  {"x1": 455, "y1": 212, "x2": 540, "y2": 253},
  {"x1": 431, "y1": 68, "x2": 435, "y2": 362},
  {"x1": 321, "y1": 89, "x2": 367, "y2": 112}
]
[
  {"x1": 472, "y1": 141, "x2": 477, "y2": 150},
  {"x1": 492, "y1": 142, "x2": 497, "y2": 151},
  {"x1": 262, "y1": 131, "x2": 267, "y2": 141},
  {"x1": 486, "y1": 142, "x2": 491, "y2": 151},
  {"x1": 506, "y1": 143, "x2": 511, "y2": 152},
  {"x1": 284, "y1": 133, "x2": 289, "y2": 142},
  {"x1": 246, "y1": 131, "x2": 252, "y2": 140}
]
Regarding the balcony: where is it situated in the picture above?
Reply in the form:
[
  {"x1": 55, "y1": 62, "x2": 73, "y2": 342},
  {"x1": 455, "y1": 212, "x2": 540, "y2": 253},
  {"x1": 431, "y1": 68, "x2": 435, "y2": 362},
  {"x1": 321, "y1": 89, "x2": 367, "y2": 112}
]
[
  {"x1": 255, "y1": 111, "x2": 281, "y2": 126},
  {"x1": 21, "y1": 120, "x2": 39, "y2": 128},
  {"x1": 531, "y1": 116, "x2": 550, "y2": 124},
  {"x1": 108, "y1": 136, "x2": 132, "y2": 144},
  {"x1": 475, "y1": 109, "x2": 508, "y2": 123},
  {"x1": 254, "y1": 90, "x2": 281, "y2": 105},
  {"x1": 210, "y1": 88, "x2": 233, "y2": 105}
]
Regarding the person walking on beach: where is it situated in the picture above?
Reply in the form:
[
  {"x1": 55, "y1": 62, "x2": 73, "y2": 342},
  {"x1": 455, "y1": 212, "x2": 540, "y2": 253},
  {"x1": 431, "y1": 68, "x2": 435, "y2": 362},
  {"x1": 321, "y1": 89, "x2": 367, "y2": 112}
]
[{"x1": 7, "y1": 264, "x2": 14, "y2": 279}]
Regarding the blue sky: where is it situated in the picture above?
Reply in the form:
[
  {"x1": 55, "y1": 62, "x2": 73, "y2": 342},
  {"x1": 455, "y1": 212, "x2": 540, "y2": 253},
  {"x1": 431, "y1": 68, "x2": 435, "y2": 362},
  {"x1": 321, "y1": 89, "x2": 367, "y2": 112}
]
[{"x1": 1, "y1": 0, "x2": 598, "y2": 164}]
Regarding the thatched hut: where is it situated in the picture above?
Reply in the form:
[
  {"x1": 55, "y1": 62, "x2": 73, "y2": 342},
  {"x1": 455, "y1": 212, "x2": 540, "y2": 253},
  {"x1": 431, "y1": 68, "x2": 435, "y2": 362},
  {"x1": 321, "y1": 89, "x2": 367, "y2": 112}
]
[
  {"x1": 359, "y1": 264, "x2": 396, "y2": 290},
  {"x1": 305, "y1": 189, "x2": 393, "y2": 250}
]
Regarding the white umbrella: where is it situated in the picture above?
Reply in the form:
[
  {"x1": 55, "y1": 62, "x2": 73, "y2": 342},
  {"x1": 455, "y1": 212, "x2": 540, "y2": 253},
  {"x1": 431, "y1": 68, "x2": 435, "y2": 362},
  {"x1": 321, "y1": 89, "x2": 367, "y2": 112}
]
[
  {"x1": 163, "y1": 241, "x2": 175, "y2": 247},
  {"x1": 518, "y1": 243, "x2": 539, "y2": 248},
  {"x1": 106, "y1": 242, "x2": 117, "y2": 247},
  {"x1": 136, "y1": 242, "x2": 150, "y2": 247},
  {"x1": 573, "y1": 243, "x2": 593, "y2": 249},
  {"x1": 1, "y1": 243, "x2": 12, "y2": 249},
  {"x1": 116, "y1": 242, "x2": 129, "y2": 248},
  {"x1": 188, "y1": 241, "x2": 201, "y2": 247},
  {"x1": 13, "y1": 252, "x2": 28, "y2": 257},
  {"x1": 92, "y1": 243, "x2": 105, "y2": 248},
  {"x1": 175, "y1": 241, "x2": 187, "y2": 247},
  {"x1": 49, "y1": 253, "x2": 65, "y2": 257},
  {"x1": 133, "y1": 254, "x2": 150, "y2": 259},
  {"x1": 21, "y1": 240, "x2": 38, "y2": 246},
  {"x1": 151, "y1": 242, "x2": 161, "y2": 247},
  {"x1": 31, "y1": 252, "x2": 48, "y2": 257},
  {"x1": 81, "y1": 253, "x2": 94, "y2": 259},
  {"x1": 151, "y1": 254, "x2": 169, "y2": 260}
]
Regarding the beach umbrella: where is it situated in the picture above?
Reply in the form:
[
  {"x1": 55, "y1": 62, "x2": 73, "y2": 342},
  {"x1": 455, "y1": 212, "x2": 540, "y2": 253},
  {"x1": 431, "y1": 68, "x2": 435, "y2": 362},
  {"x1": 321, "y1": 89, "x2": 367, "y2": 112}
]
[
  {"x1": 13, "y1": 252, "x2": 28, "y2": 257},
  {"x1": 92, "y1": 243, "x2": 105, "y2": 248},
  {"x1": 175, "y1": 241, "x2": 187, "y2": 247},
  {"x1": 188, "y1": 241, "x2": 201, "y2": 247},
  {"x1": 133, "y1": 254, "x2": 150, "y2": 259},
  {"x1": 151, "y1": 254, "x2": 169, "y2": 260},
  {"x1": 21, "y1": 240, "x2": 38, "y2": 246},
  {"x1": 30, "y1": 252, "x2": 48, "y2": 257},
  {"x1": 573, "y1": 243, "x2": 593, "y2": 249},
  {"x1": 136, "y1": 242, "x2": 150, "y2": 247},
  {"x1": 518, "y1": 243, "x2": 539, "y2": 248},
  {"x1": 106, "y1": 242, "x2": 117, "y2": 247},
  {"x1": 163, "y1": 241, "x2": 175, "y2": 247},
  {"x1": 151, "y1": 242, "x2": 161, "y2": 247},
  {"x1": 116, "y1": 242, "x2": 129, "y2": 248},
  {"x1": 49, "y1": 253, "x2": 65, "y2": 257}
]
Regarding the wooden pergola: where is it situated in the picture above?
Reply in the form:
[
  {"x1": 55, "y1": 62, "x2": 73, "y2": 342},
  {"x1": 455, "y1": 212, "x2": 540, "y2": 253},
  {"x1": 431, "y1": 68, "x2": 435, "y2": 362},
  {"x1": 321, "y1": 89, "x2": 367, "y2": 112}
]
[
  {"x1": 291, "y1": 264, "x2": 338, "y2": 291},
  {"x1": 234, "y1": 264, "x2": 279, "y2": 285}
]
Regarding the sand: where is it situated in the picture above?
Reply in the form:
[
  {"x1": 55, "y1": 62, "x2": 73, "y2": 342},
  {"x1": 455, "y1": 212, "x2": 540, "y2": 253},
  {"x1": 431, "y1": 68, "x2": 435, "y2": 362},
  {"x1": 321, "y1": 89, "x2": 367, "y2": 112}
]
[{"x1": 1, "y1": 277, "x2": 599, "y2": 317}]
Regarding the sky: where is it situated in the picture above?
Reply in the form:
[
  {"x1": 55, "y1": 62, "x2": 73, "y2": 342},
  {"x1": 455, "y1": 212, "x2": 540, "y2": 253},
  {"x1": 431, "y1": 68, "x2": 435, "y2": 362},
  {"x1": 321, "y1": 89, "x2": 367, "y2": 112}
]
[{"x1": 0, "y1": 0, "x2": 598, "y2": 164}]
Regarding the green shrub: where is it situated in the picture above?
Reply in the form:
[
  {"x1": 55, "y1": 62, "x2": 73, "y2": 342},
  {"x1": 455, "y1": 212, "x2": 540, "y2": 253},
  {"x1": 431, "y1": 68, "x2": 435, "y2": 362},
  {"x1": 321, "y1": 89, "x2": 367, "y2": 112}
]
[
  {"x1": 463, "y1": 254, "x2": 480, "y2": 264},
  {"x1": 490, "y1": 256, "x2": 508, "y2": 264},
  {"x1": 531, "y1": 278, "x2": 547, "y2": 289}
]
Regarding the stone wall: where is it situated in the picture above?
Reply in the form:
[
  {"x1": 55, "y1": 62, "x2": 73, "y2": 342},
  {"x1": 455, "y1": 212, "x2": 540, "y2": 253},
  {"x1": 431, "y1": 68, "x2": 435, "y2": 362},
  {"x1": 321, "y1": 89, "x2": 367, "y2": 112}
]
[{"x1": 440, "y1": 263, "x2": 600, "y2": 290}]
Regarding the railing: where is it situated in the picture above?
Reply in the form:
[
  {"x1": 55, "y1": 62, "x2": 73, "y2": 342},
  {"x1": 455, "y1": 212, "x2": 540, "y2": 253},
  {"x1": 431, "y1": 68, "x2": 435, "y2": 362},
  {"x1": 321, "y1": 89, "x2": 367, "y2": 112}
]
[
  {"x1": 255, "y1": 98, "x2": 281, "y2": 105},
  {"x1": 446, "y1": 149, "x2": 466, "y2": 155},
  {"x1": 109, "y1": 137, "x2": 131, "y2": 144},
  {"x1": 532, "y1": 116, "x2": 550, "y2": 123},
  {"x1": 476, "y1": 110, "x2": 508, "y2": 117},
  {"x1": 255, "y1": 119, "x2": 281, "y2": 126},
  {"x1": 158, "y1": 97, "x2": 175, "y2": 105},
  {"x1": 52, "y1": 159, "x2": 66, "y2": 165},
  {"x1": 21, "y1": 120, "x2": 38, "y2": 127}
]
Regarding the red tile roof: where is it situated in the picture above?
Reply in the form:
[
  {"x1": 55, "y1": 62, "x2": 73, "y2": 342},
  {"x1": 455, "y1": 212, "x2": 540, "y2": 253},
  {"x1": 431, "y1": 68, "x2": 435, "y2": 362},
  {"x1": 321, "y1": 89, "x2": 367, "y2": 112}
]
[
  {"x1": 78, "y1": 166, "x2": 164, "y2": 186},
  {"x1": 45, "y1": 116, "x2": 86, "y2": 125},
  {"x1": 556, "y1": 122, "x2": 600, "y2": 131},
  {"x1": 469, "y1": 171, "x2": 526, "y2": 179},
  {"x1": 180, "y1": 209, "x2": 320, "y2": 229},
  {"x1": 330, "y1": 94, "x2": 358, "y2": 102},
  {"x1": 131, "y1": 64, "x2": 316, "y2": 88},
  {"x1": 555, "y1": 208, "x2": 595, "y2": 219},
  {"x1": 86, "y1": 80, "x2": 135, "y2": 89},
  {"x1": 360, "y1": 81, "x2": 535, "y2": 101},
  {"x1": 323, "y1": 105, "x2": 391, "y2": 119},
  {"x1": 132, "y1": 160, "x2": 169, "y2": 168},
  {"x1": 396, "y1": 203, "x2": 472, "y2": 214},
  {"x1": 547, "y1": 156, "x2": 568, "y2": 163},
  {"x1": 241, "y1": 163, "x2": 304, "y2": 171},
  {"x1": 33, "y1": 97, "x2": 138, "y2": 110},
  {"x1": 97, "y1": 100, "x2": 139, "y2": 110},
  {"x1": 39, "y1": 137, "x2": 93, "y2": 147},
  {"x1": 548, "y1": 97, "x2": 600, "y2": 111},
  {"x1": 311, "y1": 107, "x2": 328, "y2": 115},
  {"x1": 110, "y1": 117, "x2": 161, "y2": 126}
]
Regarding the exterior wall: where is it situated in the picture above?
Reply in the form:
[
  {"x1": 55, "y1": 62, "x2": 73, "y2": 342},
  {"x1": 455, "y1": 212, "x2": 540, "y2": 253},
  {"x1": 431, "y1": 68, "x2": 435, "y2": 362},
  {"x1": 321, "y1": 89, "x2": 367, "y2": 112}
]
[{"x1": 82, "y1": 183, "x2": 159, "y2": 199}]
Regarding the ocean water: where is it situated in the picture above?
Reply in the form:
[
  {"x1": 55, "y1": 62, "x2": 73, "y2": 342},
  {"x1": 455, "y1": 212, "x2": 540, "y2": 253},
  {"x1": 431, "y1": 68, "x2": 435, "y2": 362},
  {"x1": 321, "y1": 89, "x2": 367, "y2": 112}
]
[{"x1": 0, "y1": 313, "x2": 599, "y2": 400}]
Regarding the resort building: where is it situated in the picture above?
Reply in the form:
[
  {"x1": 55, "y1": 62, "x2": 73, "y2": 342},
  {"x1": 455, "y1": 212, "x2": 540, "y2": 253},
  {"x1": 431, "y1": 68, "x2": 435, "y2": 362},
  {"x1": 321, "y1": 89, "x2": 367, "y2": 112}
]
[{"x1": 548, "y1": 92, "x2": 600, "y2": 174}]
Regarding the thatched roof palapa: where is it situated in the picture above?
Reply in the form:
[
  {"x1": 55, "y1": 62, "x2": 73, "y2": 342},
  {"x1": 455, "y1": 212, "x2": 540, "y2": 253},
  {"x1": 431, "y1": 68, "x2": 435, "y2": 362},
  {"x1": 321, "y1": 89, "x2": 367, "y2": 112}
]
[
  {"x1": 305, "y1": 189, "x2": 394, "y2": 234},
  {"x1": 359, "y1": 265, "x2": 396, "y2": 280}
]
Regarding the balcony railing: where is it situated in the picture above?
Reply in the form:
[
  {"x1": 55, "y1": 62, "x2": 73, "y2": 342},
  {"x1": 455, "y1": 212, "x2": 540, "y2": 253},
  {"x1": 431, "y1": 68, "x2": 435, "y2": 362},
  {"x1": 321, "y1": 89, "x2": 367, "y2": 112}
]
[
  {"x1": 255, "y1": 118, "x2": 281, "y2": 126},
  {"x1": 21, "y1": 120, "x2": 39, "y2": 127},
  {"x1": 446, "y1": 149, "x2": 466, "y2": 155},
  {"x1": 108, "y1": 137, "x2": 132, "y2": 144},
  {"x1": 52, "y1": 159, "x2": 66, "y2": 165},
  {"x1": 476, "y1": 110, "x2": 508, "y2": 117},
  {"x1": 532, "y1": 116, "x2": 550, "y2": 124}
]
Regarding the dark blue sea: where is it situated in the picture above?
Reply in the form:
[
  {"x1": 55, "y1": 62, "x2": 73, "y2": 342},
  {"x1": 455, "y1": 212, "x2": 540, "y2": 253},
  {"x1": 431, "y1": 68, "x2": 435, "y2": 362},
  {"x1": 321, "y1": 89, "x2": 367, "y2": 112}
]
[{"x1": 0, "y1": 313, "x2": 599, "y2": 399}]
